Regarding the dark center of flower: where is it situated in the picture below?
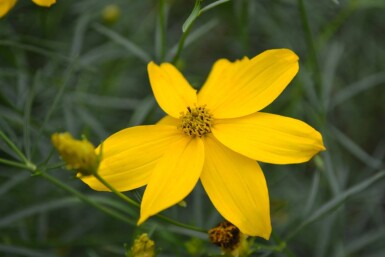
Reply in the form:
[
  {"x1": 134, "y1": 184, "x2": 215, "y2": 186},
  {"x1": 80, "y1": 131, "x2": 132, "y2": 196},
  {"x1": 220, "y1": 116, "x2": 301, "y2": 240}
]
[{"x1": 178, "y1": 105, "x2": 213, "y2": 137}]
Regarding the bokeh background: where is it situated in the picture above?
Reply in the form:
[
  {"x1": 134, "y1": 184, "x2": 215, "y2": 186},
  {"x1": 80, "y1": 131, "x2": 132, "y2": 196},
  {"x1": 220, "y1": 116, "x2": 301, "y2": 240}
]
[{"x1": 1, "y1": 0, "x2": 384, "y2": 256}]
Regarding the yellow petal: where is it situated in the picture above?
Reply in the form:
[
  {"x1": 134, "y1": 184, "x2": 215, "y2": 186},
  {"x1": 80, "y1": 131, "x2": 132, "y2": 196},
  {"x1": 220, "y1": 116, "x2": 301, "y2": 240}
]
[
  {"x1": 157, "y1": 115, "x2": 179, "y2": 126},
  {"x1": 32, "y1": 0, "x2": 56, "y2": 7},
  {"x1": 81, "y1": 125, "x2": 182, "y2": 191},
  {"x1": 0, "y1": 0, "x2": 17, "y2": 18},
  {"x1": 198, "y1": 49, "x2": 299, "y2": 119},
  {"x1": 201, "y1": 135, "x2": 271, "y2": 238},
  {"x1": 212, "y1": 112, "x2": 325, "y2": 164},
  {"x1": 148, "y1": 62, "x2": 197, "y2": 118},
  {"x1": 138, "y1": 137, "x2": 204, "y2": 225}
]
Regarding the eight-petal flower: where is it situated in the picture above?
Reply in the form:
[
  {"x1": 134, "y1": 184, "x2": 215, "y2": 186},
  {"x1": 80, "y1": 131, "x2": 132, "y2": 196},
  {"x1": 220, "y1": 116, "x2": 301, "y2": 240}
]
[{"x1": 81, "y1": 49, "x2": 325, "y2": 239}]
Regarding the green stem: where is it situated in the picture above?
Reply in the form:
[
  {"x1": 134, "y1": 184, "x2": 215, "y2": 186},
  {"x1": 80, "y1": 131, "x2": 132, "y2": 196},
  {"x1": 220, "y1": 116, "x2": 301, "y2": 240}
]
[
  {"x1": 0, "y1": 158, "x2": 32, "y2": 170},
  {"x1": 39, "y1": 171, "x2": 134, "y2": 225},
  {"x1": 157, "y1": 0, "x2": 167, "y2": 62},
  {"x1": 172, "y1": 0, "x2": 201, "y2": 65},
  {"x1": 93, "y1": 173, "x2": 207, "y2": 233},
  {"x1": 156, "y1": 212, "x2": 207, "y2": 233},
  {"x1": 200, "y1": 0, "x2": 230, "y2": 13},
  {"x1": 93, "y1": 173, "x2": 139, "y2": 207},
  {"x1": 45, "y1": 162, "x2": 66, "y2": 171},
  {"x1": 271, "y1": 233, "x2": 297, "y2": 257},
  {"x1": 172, "y1": 24, "x2": 193, "y2": 65},
  {"x1": 171, "y1": 0, "x2": 229, "y2": 64},
  {"x1": 31, "y1": 66, "x2": 74, "y2": 159},
  {"x1": 297, "y1": 0, "x2": 323, "y2": 92},
  {"x1": 0, "y1": 130, "x2": 30, "y2": 165}
]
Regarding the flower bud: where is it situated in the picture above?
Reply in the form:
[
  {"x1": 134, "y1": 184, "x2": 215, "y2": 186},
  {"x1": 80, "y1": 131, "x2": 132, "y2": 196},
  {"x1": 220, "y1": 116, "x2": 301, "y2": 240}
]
[
  {"x1": 127, "y1": 233, "x2": 155, "y2": 257},
  {"x1": 51, "y1": 132, "x2": 98, "y2": 176},
  {"x1": 102, "y1": 4, "x2": 120, "y2": 24}
]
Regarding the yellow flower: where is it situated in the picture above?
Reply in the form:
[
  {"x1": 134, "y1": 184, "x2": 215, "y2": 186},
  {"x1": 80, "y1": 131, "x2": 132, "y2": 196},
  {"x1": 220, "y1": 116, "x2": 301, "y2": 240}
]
[
  {"x1": 0, "y1": 0, "x2": 55, "y2": 18},
  {"x1": 81, "y1": 49, "x2": 325, "y2": 239},
  {"x1": 51, "y1": 132, "x2": 98, "y2": 176}
]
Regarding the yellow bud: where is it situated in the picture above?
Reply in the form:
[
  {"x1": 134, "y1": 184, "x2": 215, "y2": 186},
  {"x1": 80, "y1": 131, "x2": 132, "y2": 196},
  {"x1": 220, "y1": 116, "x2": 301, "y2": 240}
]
[
  {"x1": 128, "y1": 233, "x2": 155, "y2": 257},
  {"x1": 51, "y1": 132, "x2": 98, "y2": 176},
  {"x1": 102, "y1": 4, "x2": 120, "y2": 24},
  {"x1": 178, "y1": 200, "x2": 187, "y2": 207}
]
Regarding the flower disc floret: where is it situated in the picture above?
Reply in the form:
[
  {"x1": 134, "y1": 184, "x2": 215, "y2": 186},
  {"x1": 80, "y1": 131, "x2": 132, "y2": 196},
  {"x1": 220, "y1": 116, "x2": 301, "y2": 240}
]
[{"x1": 178, "y1": 105, "x2": 213, "y2": 137}]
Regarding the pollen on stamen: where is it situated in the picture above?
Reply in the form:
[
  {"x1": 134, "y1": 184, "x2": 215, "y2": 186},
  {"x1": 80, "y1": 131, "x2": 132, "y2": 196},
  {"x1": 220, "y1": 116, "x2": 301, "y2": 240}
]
[{"x1": 178, "y1": 105, "x2": 213, "y2": 137}]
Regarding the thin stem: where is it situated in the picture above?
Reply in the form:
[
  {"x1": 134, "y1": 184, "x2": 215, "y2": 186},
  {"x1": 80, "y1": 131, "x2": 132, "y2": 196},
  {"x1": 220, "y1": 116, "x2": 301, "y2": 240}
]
[
  {"x1": 0, "y1": 158, "x2": 32, "y2": 170},
  {"x1": 93, "y1": 172, "x2": 207, "y2": 233},
  {"x1": 172, "y1": 0, "x2": 201, "y2": 65},
  {"x1": 39, "y1": 171, "x2": 134, "y2": 225},
  {"x1": 0, "y1": 155, "x2": 134, "y2": 224},
  {"x1": 271, "y1": 233, "x2": 297, "y2": 257},
  {"x1": 200, "y1": 0, "x2": 230, "y2": 13},
  {"x1": 237, "y1": 0, "x2": 249, "y2": 53},
  {"x1": 171, "y1": 0, "x2": 229, "y2": 64},
  {"x1": 93, "y1": 173, "x2": 140, "y2": 207},
  {"x1": 172, "y1": 24, "x2": 193, "y2": 65},
  {"x1": 0, "y1": 130, "x2": 29, "y2": 165},
  {"x1": 31, "y1": 66, "x2": 74, "y2": 159},
  {"x1": 157, "y1": 0, "x2": 167, "y2": 62},
  {"x1": 297, "y1": 0, "x2": 323, "y2": 91},
  {"x1": 156, "y1": 212, "x2": 207, "y2": 233},
  {"x1": 23, "y1": 73, "x2": 39, "y2": 161},
  {"x1": 45, "y1": 162, "x2": 66, "y2": 171}
]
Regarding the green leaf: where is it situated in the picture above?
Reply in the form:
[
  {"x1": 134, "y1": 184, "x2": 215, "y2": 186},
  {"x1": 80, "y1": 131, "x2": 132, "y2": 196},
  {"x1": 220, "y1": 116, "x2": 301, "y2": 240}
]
[
  {"x1": 93, "y1": 24, "x2": 151, "y2": 63},
  {"x1": 286, "y1": 170, "x2": 385, "y2": 240}
]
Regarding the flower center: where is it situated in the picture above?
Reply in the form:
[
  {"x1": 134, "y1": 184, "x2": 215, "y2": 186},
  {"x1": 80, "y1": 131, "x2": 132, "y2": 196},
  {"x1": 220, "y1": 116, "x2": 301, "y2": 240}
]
[{"x1": 178, "y1": 105, "x2": 213, "y2": 137}]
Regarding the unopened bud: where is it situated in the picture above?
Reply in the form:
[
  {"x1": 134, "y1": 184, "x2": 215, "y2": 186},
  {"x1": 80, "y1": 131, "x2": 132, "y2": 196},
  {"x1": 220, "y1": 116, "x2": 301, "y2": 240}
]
[
  {"x1": 51, "y1": 132, "x2": 98, "y2": 176},
  {"x1": 102, "y1": 4, "x2": 120, "y2": 24},
  {"x1": 127, "y1": 233, "x2": 155, "y2": 257}
]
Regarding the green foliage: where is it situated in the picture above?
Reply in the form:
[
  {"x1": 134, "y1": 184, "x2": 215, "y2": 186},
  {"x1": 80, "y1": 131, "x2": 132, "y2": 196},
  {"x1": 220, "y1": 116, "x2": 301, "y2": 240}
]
[{"x1": 1, "y1": 0, "x2": 384, "y2": 256}]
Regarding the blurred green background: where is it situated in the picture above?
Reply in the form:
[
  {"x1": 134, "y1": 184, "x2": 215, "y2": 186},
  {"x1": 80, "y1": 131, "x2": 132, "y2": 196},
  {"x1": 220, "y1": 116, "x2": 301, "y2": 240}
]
[{"x1": 0, "y1": 0, "x2": 384, "y2": 256}]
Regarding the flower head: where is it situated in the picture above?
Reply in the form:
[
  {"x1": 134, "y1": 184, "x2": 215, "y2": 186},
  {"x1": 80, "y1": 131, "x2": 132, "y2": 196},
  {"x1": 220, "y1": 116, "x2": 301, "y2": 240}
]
[
  {"x1": 81, "y1": 49, "x2": 325, "y2": 238},
  {"x1": 51, "y1": 132, "x2": 98, "y2": 176}
]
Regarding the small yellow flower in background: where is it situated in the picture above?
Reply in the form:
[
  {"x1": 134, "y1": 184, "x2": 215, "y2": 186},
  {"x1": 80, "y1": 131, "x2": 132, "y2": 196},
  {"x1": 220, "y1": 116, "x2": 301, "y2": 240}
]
[
  {"x1": 81, "y1": 49, "x2": 325, "y2": 238},
  {"x1": 127, "y1": 233, "x2": 155, "y2": 257},
  {"x1": 51, "y1": 132, "x2": 98, "y2": 176},
  {"x1": 0, "y1": 0, "x2": 55, "y2": 18},
  {"x1": 102, "y1": 4, "x2": 120, "y2": 24}
]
